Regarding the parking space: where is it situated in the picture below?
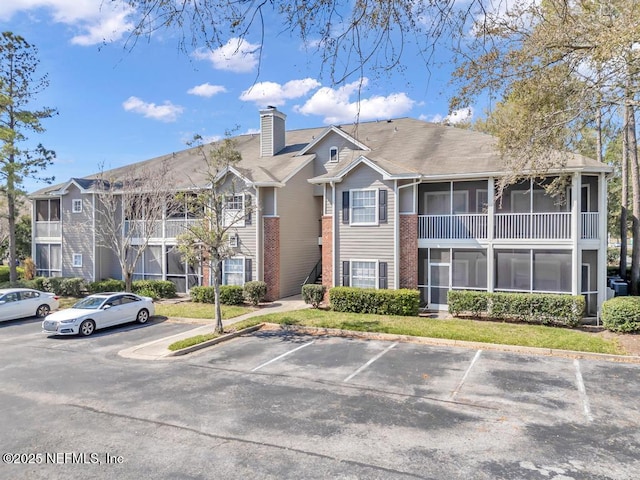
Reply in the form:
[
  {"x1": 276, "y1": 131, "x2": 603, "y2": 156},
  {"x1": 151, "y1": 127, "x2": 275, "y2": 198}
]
[{"x1": 193, "y1": 329, "x2": 640, "y2": 427}]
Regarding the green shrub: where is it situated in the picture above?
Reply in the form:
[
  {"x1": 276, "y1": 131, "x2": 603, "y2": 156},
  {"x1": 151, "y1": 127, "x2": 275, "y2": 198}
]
[
  {"x1": 220, "y1": 285, "x2": 244, "y2": 305},
  {"x1": 302, "y1": 284, "x2": 326, "y2": 308},
  {"x1": 132, "y1": 280, "x2": 176, "y2": 299},
  {"x1": 42, "y1": 277, "x2": 66, "y2": 295},
  {"x1": 447, "y1": 290, "x2": 584, "y2": 327},
  {"x1": 60, "y1": 277, "x2": 87, "y2": 297},
  {"x1": 190, "y1": 285, "x2": 245, "y2": 305},
  {"x1": 136, "y1": 287, "x2": 158, "y2": 301},
  {"x1": 601, "y1": 296, "x2": 640, "y2": 333},
  {"x1": 30, "y1": 277, "x2": 47, "y2": 291},
  {"x1": 0, "y1": 265, "x2": 25, "y2": 282},
  {"x1": 329, "y1": 287, "x2": 420, "y2": 316},
  {"x1": 244, "y1": 281, "x2": 267, "y2": 306},
  {"x1": 448, "y1": 290, "x2": 490, "y2": 317},
  {"x1": 88, "y1": 279, "x2": 125, "y2": 293}
]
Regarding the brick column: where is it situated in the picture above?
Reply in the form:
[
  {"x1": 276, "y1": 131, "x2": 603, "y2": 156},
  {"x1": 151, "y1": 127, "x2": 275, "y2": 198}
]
[
  {"x1": 399, "y1": 214, "x2": 418, "y2": 289},
  {"x1": 321, "y1": 216, "x2": 333, "y2": 298},
  {"x1": 202, "y1": 262, "x2": 211, "y2": 286},
  {"x1": 263, "y1": 217, "x2": 280, "y2": 301}
]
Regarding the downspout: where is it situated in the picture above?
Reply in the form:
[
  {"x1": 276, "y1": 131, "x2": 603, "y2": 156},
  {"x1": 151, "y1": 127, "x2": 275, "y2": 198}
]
[
  {"x1": 255, "y1": 186, "x2": 261, "y2": 282},
  {"x1": 92, "y1": 193, "x2": 96, "y2": 282},
  {"x1": 331, "y1": 181, "x2": 336, "y2": 288}
]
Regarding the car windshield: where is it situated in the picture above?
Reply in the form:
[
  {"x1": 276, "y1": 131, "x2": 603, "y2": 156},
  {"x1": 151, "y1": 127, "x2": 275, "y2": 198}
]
[{"x1": 72, "y1": 297, "x2": 106, "y2": 309}]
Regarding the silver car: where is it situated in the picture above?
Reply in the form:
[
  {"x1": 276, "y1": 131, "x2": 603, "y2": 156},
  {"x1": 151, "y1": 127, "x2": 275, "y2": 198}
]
[
  {"x1": 0, "y1": 288, "x2": 59, "y2": 321},
  {"x1": 42, "y1": 292, "x2": 155, "y2": 336}
]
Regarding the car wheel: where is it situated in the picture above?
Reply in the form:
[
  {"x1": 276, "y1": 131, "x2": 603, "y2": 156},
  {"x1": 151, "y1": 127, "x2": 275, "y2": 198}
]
[
  {"x1": 79, "y1": 320, "x2": 96, "y2": 336},
  {"x1": 136, "y1": 309, "x2": 149, "y2": 324},
  {"x1": 36, "y1": 304, "x2": 50, "y2": 318}
]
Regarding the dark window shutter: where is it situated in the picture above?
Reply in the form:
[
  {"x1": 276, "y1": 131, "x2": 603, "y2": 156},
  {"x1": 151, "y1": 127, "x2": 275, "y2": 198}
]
[
  {"x1": 342, "y1": 191, "x2": 350, "y2": 224},
  {"x1": 342, "y1": 261, "x2": 350, "y2": 286},
  {"x1": 245, "y1": 258, "x2": 253, "y2": 283},
  {"x1": 379, "y1": 189, "x2": 387, "y2": 223},
  {"x1": 379, "y1": 262, "x2": 388, "y2": 289},
  {"x1": 245, "y1": 195, "x2": 252, "y2": 225}
]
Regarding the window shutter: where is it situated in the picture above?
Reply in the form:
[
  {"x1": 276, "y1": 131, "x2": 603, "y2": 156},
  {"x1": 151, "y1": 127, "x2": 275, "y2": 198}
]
[
  {"x1": 379, "y1": 189, "x2": 387, "y2": 223},
  {"x1": 245, "y1": 258, "x2": 253, "y2": 283},
  {"x1": 342, "y1": 261, "x2": 350, "y2": 286},
  {"x1": 245, "y1": 195, "x2": 252, "y2": 225},
  {"x1": 379, "y1": 262, "x2": 388, "y2": 289},
  {"x1": 342, "y1": 191, "x2": 350, "y2": 224}
]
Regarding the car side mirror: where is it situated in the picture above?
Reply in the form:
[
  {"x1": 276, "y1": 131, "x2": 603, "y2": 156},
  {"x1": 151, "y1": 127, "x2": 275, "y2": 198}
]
[{"x1": 102, "y1": 304, "x2": 111, "y2": 310}]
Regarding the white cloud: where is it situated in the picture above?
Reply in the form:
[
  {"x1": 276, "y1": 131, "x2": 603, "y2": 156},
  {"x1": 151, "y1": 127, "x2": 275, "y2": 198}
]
[
  {"x1": 423, "y1": 108, "x2": 474, "y2": 125},
  {"x1": 122, "y1": 96, "x2": 183, "y2": 122},
  {"x1": 0, "y1": 0, "x2": 135, "y2": 46},
  {"x1": 239, "y1": 78, "x2": 320, "y2": 107},
  {"x1": 193, "y1": 38, "x2": 261, "y2": 73},
  {"x1": 187, "y1": 83, "x2": 227, "y2": 98},
  {"x1": 295, "y1": 78, "x2": 415, "y2": 124}
]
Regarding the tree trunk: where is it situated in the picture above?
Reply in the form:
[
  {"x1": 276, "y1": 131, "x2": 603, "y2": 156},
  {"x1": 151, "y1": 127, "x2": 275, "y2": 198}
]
[
  {"x1": 212, "y1": 260, "x2": 223, "y2": 334},
  {"x1": 124, "y1": 271, "x2": 133, "y2": 293},
  {"x1": 627, "y1": 104, "x2": 640, "y2": 295},
  {"x1": 7, "y1": 164, "x2": 17, "y2": 285},
  {"x1": 621, "y1": 115, "x2": 629, "y2": 279}
]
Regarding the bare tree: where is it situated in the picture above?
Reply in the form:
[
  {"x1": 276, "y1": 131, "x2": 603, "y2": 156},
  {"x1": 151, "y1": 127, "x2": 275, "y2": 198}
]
[
  {"x1": 93, "y1": 160, "x2": 178, "y2": 292},
  {"x1": 176, "y1": 135, "x2": 254, "y2": 334}
]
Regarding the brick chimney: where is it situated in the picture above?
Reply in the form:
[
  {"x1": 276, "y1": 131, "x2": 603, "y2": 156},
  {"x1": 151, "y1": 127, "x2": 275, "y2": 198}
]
[{"x1": 260, "y1": 106, "x2": 286, "y2": 157}]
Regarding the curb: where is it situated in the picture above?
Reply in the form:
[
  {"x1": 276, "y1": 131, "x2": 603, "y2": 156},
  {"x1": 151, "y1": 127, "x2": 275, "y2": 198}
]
[{"x1": 167, "y1": 324, "x2": 264, "y2": 356}]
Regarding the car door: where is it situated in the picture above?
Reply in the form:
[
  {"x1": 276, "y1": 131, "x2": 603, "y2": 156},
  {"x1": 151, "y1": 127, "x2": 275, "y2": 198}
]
[
  {"x1": 0, "y1": 292, "x2": 22, "y2": 321},
  {"x1": 97, "y1": 296, "x2": 124, "y2": 328},
  {"x1": 115, "y1": 295, "x2": 140, "y2": 326},
  {"x1": 18, "y1": 290, "x2": 39, "y2": 318}
]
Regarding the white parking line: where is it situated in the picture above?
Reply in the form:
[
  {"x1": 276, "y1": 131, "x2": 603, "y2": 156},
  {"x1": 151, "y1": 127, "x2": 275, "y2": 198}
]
[
  {"x1": 343, "y1": 342, "x2": 398, "y2": 383},
  {"x1": 574, "y1": 359, "x2": 593, "y2": 422},
  {"x1": 251, "y1": 340, "x2": 315, "y2": 372},
  {"x1": 450, "y1": 349, "x2": 483, "y2": 400}
]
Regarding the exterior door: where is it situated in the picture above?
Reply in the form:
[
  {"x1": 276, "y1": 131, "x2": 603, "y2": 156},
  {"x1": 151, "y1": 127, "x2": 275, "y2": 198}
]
[{"x1": 430, "y1": 262, "x2": 450, "y2": 309}]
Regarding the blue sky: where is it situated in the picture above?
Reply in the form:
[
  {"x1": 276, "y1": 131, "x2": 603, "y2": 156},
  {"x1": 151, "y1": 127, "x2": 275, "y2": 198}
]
[{"x1": 1, "y1": 1, "x2": 478, "y2": 194}]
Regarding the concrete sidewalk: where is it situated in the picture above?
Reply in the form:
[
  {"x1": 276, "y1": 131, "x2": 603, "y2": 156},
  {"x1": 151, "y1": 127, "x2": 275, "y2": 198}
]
[{"x1": 119, "y1": 294, "x2": 309, "y2": 360}]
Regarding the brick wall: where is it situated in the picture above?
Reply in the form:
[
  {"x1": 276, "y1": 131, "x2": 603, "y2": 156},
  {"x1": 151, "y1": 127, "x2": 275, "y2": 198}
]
[
  {"x1": 399, "y1": 214, "x2": 418, "y2": 289},
  {"x1": 263, "y1": 217, "x2": 280, "y2": 300},
  {"x1": 321, "y1": 216, "x2": 333, "y2": 296}
]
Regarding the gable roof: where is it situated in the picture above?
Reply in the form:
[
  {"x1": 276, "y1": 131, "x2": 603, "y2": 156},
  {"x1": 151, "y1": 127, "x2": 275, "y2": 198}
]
[{"x1": 29, "y1": 116, "x2": 610, "y2": 197}]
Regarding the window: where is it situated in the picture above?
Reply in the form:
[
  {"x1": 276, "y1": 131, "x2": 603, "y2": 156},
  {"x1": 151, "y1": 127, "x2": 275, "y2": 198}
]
[
  {"x1": 72, "y1": 254, "x2": 83, "y2": 267},
  {"x1": 224, "y1": 194, "x2": 245, "y2": 227},
  {"x1": 223, "y1": 258, "x2": 245, "y2": 286},
  {"x1": 36, "y1": 199, "x2": 61, "y2": 221},
  {"x1": 476, "y1": 190, "x2": 488, "y2": 213},
  {"x1": 229, "y1": 234, "x2": 238, "y2": 247},
  {"x1": 351, "y1": 189, "x2": 377, "y2": 225},
  {"x1": 329, "y1": 146, "x2": 339, "y2": 163},
  {"x1": 72, "y1": 199, "x2": 82, "y2": 213},
  {"x1": 351, "y1": 261, "x2": 377, "y2": 289}
]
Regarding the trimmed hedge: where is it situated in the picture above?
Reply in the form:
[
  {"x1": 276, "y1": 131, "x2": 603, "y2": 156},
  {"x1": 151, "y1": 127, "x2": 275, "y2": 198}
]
[
  {"x1": 190, "y1": 285, "x2": 245, "y2": 305},
  {"x1": 244, "y1": 281, "x2": 267, "y2": 306},
  {"x1": 302, "y1": 284, "x2": 326, "y2": 308},
  {"x1": 132, "y1": 280, "x2": 176, "y2": 299},
  {"x1": 601, "y1": 296, "x2": 640, "y2": 333},
  {"x1": 0, "y1": 266, "x2": 25, "y2": 282},
  {"x1": 329, "y1": 287, "x2": 420, "y2": 316},
  {"x1": 88, "y1": 279, "x2": 125, "y2": 293},
  {"x1": 448, "y1": 290, "x2": 585, "y2": 327}
]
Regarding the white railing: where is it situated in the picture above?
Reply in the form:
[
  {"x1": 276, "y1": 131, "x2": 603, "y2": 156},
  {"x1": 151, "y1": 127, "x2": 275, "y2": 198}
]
[
  {"x1": 124, "y1": 219, "x2": 201, "y2": 238},
  {"x1": 418, "y1": 214, "x2": 488, "y2": 239},
  {"x1": 165, "y1": 219, "x2": 199, "y2": 238},
  {"x1": 35, "y1": 221, "x2": 61, "y2": 238},
  {"x1": 581, "y1": 212, "x2": 599, "y2": 239},
  {"x1": 494, "y1": 212, "x2": 571, "y2": 239}
]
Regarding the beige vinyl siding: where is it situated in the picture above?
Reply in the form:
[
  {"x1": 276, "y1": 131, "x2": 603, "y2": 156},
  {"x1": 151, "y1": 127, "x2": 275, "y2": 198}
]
[
  {"x1": 336, "y1": 164, "x2": 395, "y2": 288},
  {"x1": 60, "y1": 185, "x2": 94, "y2": 279},
  {"x1": 312, "y1": 134, "x2": 360, "y2": 179},
  {"x1": 278, "y1": 161, "x2": 320, "y2": 297}
]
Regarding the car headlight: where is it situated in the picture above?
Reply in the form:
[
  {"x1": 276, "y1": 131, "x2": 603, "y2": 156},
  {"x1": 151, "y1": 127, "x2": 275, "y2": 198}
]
[{"x1": 60, "y1": 318, "x2": 77, "y2": 324}]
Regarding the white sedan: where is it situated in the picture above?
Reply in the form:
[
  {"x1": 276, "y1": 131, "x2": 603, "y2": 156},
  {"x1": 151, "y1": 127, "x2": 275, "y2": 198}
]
[
  {"x1": 42, "y1": 292, "x2": 155, "y2": 336},
  {"x1": 0, "y1": 288, "x2": 59, "y2": 321}
]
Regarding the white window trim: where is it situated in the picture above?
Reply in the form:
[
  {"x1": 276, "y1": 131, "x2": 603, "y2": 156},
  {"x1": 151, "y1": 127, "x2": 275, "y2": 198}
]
[
  {"x1": 350, "y1": 259, "x2": 379, "y2": 289},
  {"x1": 329, "y1": 146, "x2": 339, "y2": 163},
  {"x1": 223, "y1": 193, "x2": 245, "y2": 228},
  {"x1": 349, "y1": 188, "x2": 378, "y2": 226},
  {"x1": 223, "y1": 256, "x2": 245, "y2": 286},
  {"x1": 72, "y1": 199, "x2": 82, "y2": 213},
  {"x1": 72, "y1": 253, "x2": 83, "y2": 268}
]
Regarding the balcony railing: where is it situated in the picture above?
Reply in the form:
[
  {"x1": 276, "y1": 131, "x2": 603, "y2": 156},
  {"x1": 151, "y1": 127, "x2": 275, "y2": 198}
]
[
  {"x1": 418, "y1": 212, "x2": 597, "y2": 240},
  {"x1": 418, "y1": 214, "x2": 488, "y2": 239},
  {"x1": 165, "y1": 219, "x2": 199, "y2": 238},
  {"x1": 35, "y1": 221, "x2": 61, "y2": 238},
  {"x1": 494, "y1": 212, "x2": 571, "y2": 239}
]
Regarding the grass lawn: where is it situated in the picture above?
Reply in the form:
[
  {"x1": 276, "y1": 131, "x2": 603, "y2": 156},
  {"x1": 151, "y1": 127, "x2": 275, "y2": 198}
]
[
  {"x1": 229, "y1": 309, "x2": 624, "y2": 355},
  {"x1": 154, "y1": 302, "x2": 253, "y2": 320}
]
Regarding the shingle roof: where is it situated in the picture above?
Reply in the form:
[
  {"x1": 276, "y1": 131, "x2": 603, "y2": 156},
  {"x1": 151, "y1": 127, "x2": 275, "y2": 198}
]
[{"x1": 29, "y1": 117, "x2": 610, "y2": 196}]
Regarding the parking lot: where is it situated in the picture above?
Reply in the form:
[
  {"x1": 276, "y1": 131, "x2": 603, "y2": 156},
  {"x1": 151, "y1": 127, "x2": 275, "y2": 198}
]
[{"x1": 1, "y1": 318, "x2": 639, "y2": 479}]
